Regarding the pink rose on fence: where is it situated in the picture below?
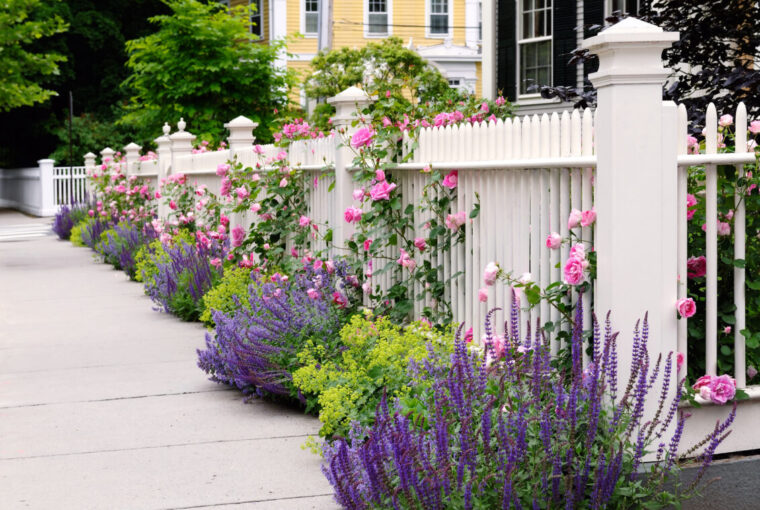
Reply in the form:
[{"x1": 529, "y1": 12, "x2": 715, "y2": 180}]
[
  {"x1": 750, "y1": 120, "x2": 760, "y2": 135},
  {"x1": 686, "y1": 136, "x2": 699, "y2": 154},
  {"x1": 216, "y1": 164, "x2": 229, "y2": 177},
  {"x1": 701, "y1": 221, "x2": 731, "y2": 236},
  {"x1": 483, "y1": 262, "x2": 499, "y2": 286},
  {"x1": 546, "y1": 232, "x2": 561, "y2": 249},
  {"x1": 568, "y1": 209, "x2": 582, "y2": 229},
  {"x1": 253, "y1": 144, "x2": 264, "y2": 154},
  {"x1": 220, "y1": 215, "x2": 230, "y2": 227},
  {"x1": 724, "y1": 326, "x2": 732, "y2": 334},
  {"x1": 299, "y1": 215, "x2": 311, "y2": 227},
  {"x1": 686, "y1": 194, "x2": 698, "y2": 220},
  {"x1": 307, "y1": 288, "x2": 320, "y2": 300},
  {"x1": 719, "y1": 114, "x2": 733, "y2": 127},
  {"x1": 332, "y1": 292, "x2": 348, "y2": 309},
  {"x1": 374, "y1": 169, "x2": 385, "y2": 182},
  {"x1": 687, "y1": 256, "x2": 707, "y2": 278},
  {"x1": 220, "y1": 177, "x2": 232, "y2": 197},
  {"x1": 231, "y1": 226, "x2": 245, "y2": 247},
  {"x1": 279, "y1": 178, "x2": 288, "y2": 187},
  {"x1": 563, "y1": 257, "x2": 586, "y2": 285},
  {"x1": 363, "y1": 239, "x2": 373, "y2": 251},
  {"x1": 677, "y1": 352, "x2": 685, "y2": 374},
  {"x1": 353, "y1": 188, "x2": 365, "y2": 201},
  {"x1": 397, "y1": 249, "x2": 416, "y2": 271},
  {"x1": 169, "y1": 200, "x2": 177, "y2": 210},
  {"x1": 496, "y1": 96, "x2": 506, "y2": 106},
  {"x1": 382, "y1": 116, "x2": 392, "y2": 127},
  {"x1": 676, "y1": 297, "x2": 697, "y2": 318},
  {"x1": 581, "y1": 207, "x2": 596, "y2": 227},
  {"x1": 235, "y1": 187, "x2": 249, "y2": 200},
  {"x1": 711, "y1": 375, "x2": 737, "y2": 404},
  {"x1": 370, "y1": 181, "x2": 397, "y2": 201},
  {"x1": 478, "y1": 287, "x2": 489, "y2": 302},
  {"x1": 344, "y1": 207, "x2": 362, "y2": 223},
  {"x1": 414, "y1": 237, "x2": 427, "y2": 252},
  {"x1": 445, "y1": 211, "x2": 466, "y2": 231},
  {"x1": 351, "y1": 127, "x2": 374, "y2": 148},
  {"x1": 250, "y1": 203, "x2": 261, "y2": 213},
  {"x1": 442, "y1": 170, "x2": 459, "y2": 189}
]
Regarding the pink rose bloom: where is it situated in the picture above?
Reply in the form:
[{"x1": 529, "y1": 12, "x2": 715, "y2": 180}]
[
  {"x1": 495, "y1": 96, "x2": 506, "y2": 106},
  {"x1": 710, "y1": 375, "x2": 737, "y2": 404},
  {"x1": 445, "y1": 211, "x2": 466, "y2": 231},
  {"x1": 568, "y1": 209, "x2": 582, "y2": 229},
  {"x1": 332, "y1": 292, "x2": 348, "y2": 309},
  {"x1": 250, "y1": 203, "x2": 261, "y2": 213},
  {"x1": 750, "y1": 120, "x2": 760, "y2": 135},
  {"x1": 686, "y1": 135, "x2": 699, "y2": 154},
  {"x1": 687, "y1": 256, "x2": 706, "y2": 278},
  {"x1": 676, "y1": 297, "x2": 697, "y2": 318},
  {"x1": 279, "y1": 177, "x2": 288, "y2": 187},
  {"x1": 217, "y1": 224, "x2": 226, "y2": 234},
  {"x1": 344, "y1": 207, "x2": 362, "y2": 223},
  {"x1": 569, "y1": 243, "x2": 586, "y2": 261},
  {"x1": 154, "y1": 191, "x2": 162, "y2": 199},
  {"x1": 385, "y1": 90, "x2": 391, "y2": 98},
  {"x1": 169, "y1": 200, "x2": 177, "y2": 210},
  {"x1": 88, "y1": 209, "x2": 94, "y2": 217},
  {"x1": 693, "y1": 375, "x2": 713, "y2": 391},
  {"x1": 352, "y1": 188, "x2": 364, "y2": 201},
  {"x1": 253, "y1": 144, "x2": 264, "y2": 154},
  {"x1": 382, "y1": 116, "x2": 392, "y2": 127},
  {"x1": 686, "y1": 193, "x2": 698, "y2": 220},
  {"x1": 210, "y1": 257, "x2": 222, "y2": 269},
  {"x1": 220, "y1": 177, "x2": 232, "y2": 197},
  {"x1": 483, "y1": 262, "x2": 499, "y2": 286},
  {"x1": 581, "y1": 207, "x2": 596, "y2": 227},
  {"x1": 724, "y1": 326, "x2": 732, "y2": 334},
  {"x1": 414, "y1": 237, "x2": 427, "y2": 252},
  {"x1": 546, "y1": 232, "x2": 561, "y2": 250},
  {"x1": 350, "y1": 127, "x2": 374, "y2": 148},
  {"x1": 362, "y1": 281, "x2": 372, "y2": 294},
  {"x1": 307, "y1": 288, "x2": 320, "y2": 300},
  {"x1": 442, "y1": 170, "x2": 459, "y2": 189},
  {"x1": 677, "y1": 352, "x2": 685, "y2": 373},
  {"x1": 717, "y1": 221, "x2": 731, "y2": 236},
  {"x1": 464, "y1": 328, "x2": 473, "y2": 343},
  {"x1": 235, "y1": 187, "x2": 249, "y2": 200},
  {"x1": 231, "y1": 226, "x2": 245, "y2": 247},
  {"x1": 216, "y1": 164, "x2": 229, "y2": 176},
  {"x1": 480, "y1": 102, "x2": 489, "y2": 113},
  {"x1": 478, "y1": 287, "x2": 488, "y2": 302},
  {"x1": 719, "y1": 114, "x2": 733, "y2": 127},
  {"x1": 748, "y1": 366, "x2": 758, "y2": 380},
  {"x1": 325, "y1": 260, "x2": 335, "y2": 273},
  {"x1": 370, "y1": 181, "x2": 397, "y2": 201},
  {"x1": 263, "y1": 243, "x2": 270, "y2": 250},
  {"x1": 220, "y1": 215, "x2": 230, "y2": 227},
  {"x1": 313, "y1": 259, "x2": 324, "y2": 270},
  {"x1": 363, "y1": 239, "x2": 373, "y2": 251},
  {"x1": 375, "y1": 169, "x2": 385, "y2": 181},
  {"x1": 564, "y1": 257, "x2": 586, "y2": 285},
  {"x1": 397, "y1": 249, "x2": 416, "y2": 271},
  {"x1": 299, "y1": 215, "x2": 311, "y2": 227}
]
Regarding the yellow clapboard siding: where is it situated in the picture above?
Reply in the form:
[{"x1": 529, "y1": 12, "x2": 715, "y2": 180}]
[
  {"x1": 230, "y1": 0, "x2": 269, "y2": 42},
  {"x1": 287, "y1": 0, "x2": 319, "y2": 54}
]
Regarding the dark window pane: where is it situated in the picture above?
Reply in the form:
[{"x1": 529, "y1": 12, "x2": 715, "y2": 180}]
[
  {"x1": 368, "y1": 13, "x2": 387, "y2": 33},
  {"x1": 305, "y1": 12, "x2": 318, "y2": 33},
  {"x1": 431, "y1": 13, "x2": 448, "y2": 33}
]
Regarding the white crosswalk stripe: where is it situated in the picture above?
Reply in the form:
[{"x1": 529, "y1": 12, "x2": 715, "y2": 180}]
[{"x1": 0, "y1": 223, "x2": 53, "y2": 242}]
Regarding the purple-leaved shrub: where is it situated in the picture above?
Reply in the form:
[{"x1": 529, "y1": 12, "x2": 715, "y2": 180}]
[
  {"x1": 197, "y1": 262, "x2": 358, "y2": 401},
  {"x1": 322, "y1": 295, "x2": 736, "y2": 509}
]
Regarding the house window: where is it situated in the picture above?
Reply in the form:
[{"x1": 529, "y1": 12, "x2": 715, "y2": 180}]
[
  {"x1": 478, "y1": 2, "x2": 482, "y2": 41},
  {"x1": 429, "y1": 0, "x2": 450, "y2": 35},
  {"x1": 304, "y1": 0, "x2": 319, "y2": 35},
  {"x1": 606, "y1": 0, "x2": 640, "y2": 16},
  {"x1": 517, "y1": 0, "x2": 552, "y2": 96},
  {"x1": 448, "y1": 79, "x2": 461, "y2": 87},
  {"x1": 250, "y1": 0, "x2": 262, "y2": 38},
  {"x1": 367, "y1": 0, "x2": 389, "y2": 35}
]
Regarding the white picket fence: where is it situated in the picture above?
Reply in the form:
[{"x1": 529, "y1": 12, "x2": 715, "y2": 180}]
[
  {"x1": 81, "y1": 18, "x2": 760, "y2": 457},
  {"x1": 53, "y1": 166, "x2": 88, "y2": 207}
]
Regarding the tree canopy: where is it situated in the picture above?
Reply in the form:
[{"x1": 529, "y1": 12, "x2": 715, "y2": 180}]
[
  {"x1": 0, "y1": 0, "x2": 68, "y2": 111},
  {"x1": 119, "y1": 0, "x2": 292, "y2": 144}
]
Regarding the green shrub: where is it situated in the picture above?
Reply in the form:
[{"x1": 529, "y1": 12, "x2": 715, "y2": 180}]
[
  {"x1": 134, "y1": 230, "x2": 194, "y2": 284},
  {"x1": 200, "y1": 266, "x2": 256, "y2": 327},
  {"x1": 292, "y1": 311, "x2": 454, "y2": 439},
  {"x1": 70, "y1": 221, "x2": 87, "y2": 247}
]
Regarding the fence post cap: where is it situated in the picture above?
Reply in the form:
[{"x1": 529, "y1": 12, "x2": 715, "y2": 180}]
[
  {"x1": 582, "y1": 17, "x2": 678, "y2": 49},
  {"x1": 37, "y1": 158, "x2": 55, "y2": 165},
  {"x1": 225, "y1": 115, "x2": 257, "y2": 129},
  {"x1": 83, "y1": 152, "x2": 96, "y2": 158},
  {"x1": 163, "y1": 122, "x2": 171, "y2": 135},
  {"x1": 327, "y1": 86, "x2": 373, "y2": 106},
  {"x1": 124, "y1": 142, "x2": 142, "y2": 151}
]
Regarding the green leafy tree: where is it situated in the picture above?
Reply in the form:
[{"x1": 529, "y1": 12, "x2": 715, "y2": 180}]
[
  {"x1": 119, "y1": 0, "x2": 292, "y2": 144},
  {"x1": 0, "y1": 0, "x2": 68, "y2": 111}
]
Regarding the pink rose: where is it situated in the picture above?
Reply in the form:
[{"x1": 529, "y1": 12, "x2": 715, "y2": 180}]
[
  {"x1": 724, "y1": 326, "x2": 732, "y2": 334},
  {"x1": 88, "y1": 209, "x2": 94, "y2": 217},
  {"x1": 397, "y1": 249, "x2": 416, "y2": 271},
  {"x1": 279, "y1": 178, "x2": 288, "y2": 187},
  {"x1": 687, "y1": 256, "x2": 706, "y2": 278},
  {"x1": 253, "y1": 144, "x2": 264, "y2": 154},
  {"x1": 686, "y1": 194, "x2": 697, "y2": 221},
  {"x1": 693, "y1": 375, "x2": 712, "y2": 390},
  {"x1": 307, "y1": 288, "x2": 320, "y2": 300},
  {"x1": 263, "y1": 243, "x2": 270, "y2": 250},
  {"x1": 210, "y1": 257, "x2": 222, "y2": 269},
  {"x1": 220, "y1": 177, "x2": 232, "y2": 197},
  {"x1": 719, "y1": 114, "x2": 733, "y2": 127},
  {"x1": 464, "y1": 328, "x2": 473, "y2": 343},
  {"x1": 235, "y1": 187, "x2": 249, "y2": 200},
  {"x1": 154, "y1": 191, "x2": 162, "y2": 199},
  {"x1": 569, "y1": 244, "x2": 587, "y2": 261},
  {"x1": 750, "y1": 120, "x2": 760, "y2": 135},
  {"x1": 363, "y1": 239, "x2": 373, "y2": 251},
  {"x1": 480, "y1": 102, "x2": 489, "y2": 113},
  {"x1": 332, "y1": 292, "x2": 348, "y2": 309},
  {"x1": 352, "y1": 188, "x2": 364, "y2": 201},
  {"x1": 718, "y1": 221, "x2": 731, "y2": 236},
  {"x1": 677, "y1": 352, "x2": 685, "y2": 374},
  {"x1": 169, "y1": 200, "x2": 177, "y2": 210},
  {"x1": 686, "y1": 135, "x2": 699, "y2": 154},
  {"x1": 445, "y1": 211, "x2": 466, "y2": 231},
  {"x1": 231, "y1": 225, "x2": 245, "y2": 247},
  {"x1": 216, "y1": 163, "x2": 229, "y2": 177},
  {"x1": 676, "y1": 297, "x2": 696, "y2": 318},
  {"x1": 546, "y1": 232, "x2": 561, "y2": 250},
  {"x1": 375, "y1": 169, "x2": 385, "y2": 181},
  {"x1": 563, "y1": 257, "x2": 586, "y2": 285},
  {"x1": 709, "y1": 375, "x2": 737, "y2": 405},
  {"x1": 580, "y1": 207, "x2": 596, "y2": 227},
  {"x1": 350, "y1": 127, "x2": 374, "y2": 148},
  {"x1": 362, "y1": 281, "x2": 371, "y2": 294},
  {"x1": 370, "y1": 181, "x2": 397, "y2": 201},
  {"x1": 442, "y1": 170, "x2": 459, "y2": 189},
  {"x1": 344, "y1": 207, "x2": 362, "y2": 223},
  {"x1": 478, "y1": 287, "x2": 488, "y2": 302},
  {"x1": 568, "y1": 209, "x2": 582, "y2": 229},
  {"x1": 250, "y1": 203, "x2": 261, "y2": 213},
  {"x1": 220, "y1": 215, "x2": 230, "y2": 227},
  {"x1": 414, "y1": 237, "x2": 427, "y2": 252},
  {"x1": 483, "y1": 262, "x2": 499, "y2": 286},
  {"x1": 299, "y1": 215, "x2": 311, "y2": 227}
]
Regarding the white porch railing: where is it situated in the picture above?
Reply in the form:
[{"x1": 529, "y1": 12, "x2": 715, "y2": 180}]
[{"x1": 53, "y1": 166, "x2": 88, "y2": 207}]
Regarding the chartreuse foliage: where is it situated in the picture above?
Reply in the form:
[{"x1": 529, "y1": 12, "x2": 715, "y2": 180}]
[
  {"x1": 200, "y1": 266, "x2": 255, "y2": 328},
  {"x1": 0, "y1": 0, "x2": 68, "y2": 111},
  {"x1": 293, "y1": 312, "x2": 454, "y2": 439}
]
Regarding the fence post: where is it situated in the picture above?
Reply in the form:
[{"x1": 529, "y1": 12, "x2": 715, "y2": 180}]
[
  {"x1": 124, "y1": 142, "x2": 142, "y2": 177},
  {"x1": 84, "y1": 152, "x2": 96, "y2": 198},
  {"x1": 327, "y1": 86, "x2": 373, "y2": 250},
  {"x1": 169, "y1": 118, "x2": 195, "y2": 173},
  {"x1": 583, "y1": 19, "x2": 680, "y2": 401},
  {"x1": 225, "y1": 116, "x2": 258, "y2": 232},
  {"x1": 38, "y1": 158, "x2": 56, "y2": 216},
  {"x1": 154, "y1": 123, "x2": 172, "y2": 219},
  {"x1": 100, "y1": 147, "x2": 115, "y2": 166}
]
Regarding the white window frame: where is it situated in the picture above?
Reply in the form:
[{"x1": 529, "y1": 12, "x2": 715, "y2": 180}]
[
  {"x1": 478, "y1": 1, "x2": 483, "y2": 42},
  {"x1": 249, "y1": 0, "x2": 263, "y2": 40},
  {"x1": 301, "y1": 0, "x2": 319, "y2": 38},
  {"x1": 426, "y1": 0, "x2": 452, "y2": 38},
  {"x1": 605, "y1": 0, "x2": 640, "y2": 17},
  {"x1": 364, "y1": 0, "x2": 393, "y2": 38},
  {"x1": 516, "y1": 0, "x2": 553, "y2": 98}
]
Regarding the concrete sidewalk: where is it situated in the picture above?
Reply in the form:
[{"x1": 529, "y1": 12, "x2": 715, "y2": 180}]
[{"x1": 0, "y1": 232, "x2": 337, "y2": 509}]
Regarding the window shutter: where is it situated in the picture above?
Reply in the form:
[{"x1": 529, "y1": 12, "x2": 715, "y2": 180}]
[
  {"x1": 497, "y1": 0, "x2": 517, "y2": 101},
  {"x1": 553, "y1": 0, "x2": 577, "y2": 88},
  {"x1": 584, "y1": 0, "x2": 604, "y2": 77}
]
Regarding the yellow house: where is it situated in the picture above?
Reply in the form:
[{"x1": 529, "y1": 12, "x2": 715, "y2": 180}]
[{"x1": 226, "y1": 0, "x2": 484, "y2": 105}]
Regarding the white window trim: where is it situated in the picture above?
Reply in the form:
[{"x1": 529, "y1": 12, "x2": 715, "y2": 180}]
[
  {"x1": 516, "y1": 0, "x2": 553, "y2": 99},
  {"x1": 604, "y1": 0, "x2": 640, "y2": 17},
  {"x1": 249, "y1": 0, "x2": 264, "y2": 40},
  {"x1": 364, "y1": 0, "x2": 393, "y2": 38},
  {"x1": 301, "y1": 0, "x2": 318, "y2": 38},
  {"x1": 426, "y1": 0, "x2": 452, "y2": 39}
]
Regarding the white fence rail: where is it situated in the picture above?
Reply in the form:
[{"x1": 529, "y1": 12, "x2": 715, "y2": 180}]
[{"x1": 53, "y1": 166, "x2": 88, "y2": 207}]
